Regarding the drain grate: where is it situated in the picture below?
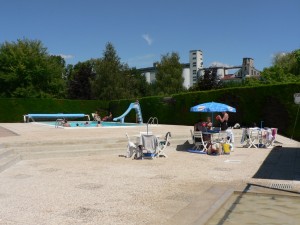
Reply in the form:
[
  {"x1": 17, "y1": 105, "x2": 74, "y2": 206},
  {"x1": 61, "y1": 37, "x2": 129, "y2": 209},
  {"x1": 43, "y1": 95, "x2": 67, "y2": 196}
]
[{"x1": 270, "y1": 183, "x2": 293, "y2": 190}]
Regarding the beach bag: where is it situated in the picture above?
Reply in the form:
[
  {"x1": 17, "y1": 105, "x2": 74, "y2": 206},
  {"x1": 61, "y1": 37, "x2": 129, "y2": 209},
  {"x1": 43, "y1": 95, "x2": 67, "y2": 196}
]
[{"x1": 222, "y1": 143, "x2": 231, "y2": 154}]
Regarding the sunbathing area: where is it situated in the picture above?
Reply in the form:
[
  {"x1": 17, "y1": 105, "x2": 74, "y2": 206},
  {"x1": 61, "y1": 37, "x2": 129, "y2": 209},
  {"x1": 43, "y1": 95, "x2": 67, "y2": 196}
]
[{"x1": 0, "y1": 123, "x2": 300, "y2": 224}]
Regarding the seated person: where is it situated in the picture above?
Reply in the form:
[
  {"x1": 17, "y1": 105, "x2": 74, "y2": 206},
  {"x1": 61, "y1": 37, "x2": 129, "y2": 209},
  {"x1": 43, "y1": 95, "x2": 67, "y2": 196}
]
[
  {"x1": 93, "y1": 111, "x2": 101, "y2": 121},
  {"x1": 63, "y1": 119, "x2": 71, "y2": 127},
  {"x1": 108, "y1": 112, "x2": 113, "y2": 121},
  {"x1": 194, "y1": 119, "x2": 211, "y2": 142},
  {"x1": 194, "y1": 120, "x2": 207, "y2": 132},
  {"x1": 206, "y1": 117, "x2": 212, "y2": 130},
  {"x1": 102, "y1": 112, "x2": 113, "y2": 121}
]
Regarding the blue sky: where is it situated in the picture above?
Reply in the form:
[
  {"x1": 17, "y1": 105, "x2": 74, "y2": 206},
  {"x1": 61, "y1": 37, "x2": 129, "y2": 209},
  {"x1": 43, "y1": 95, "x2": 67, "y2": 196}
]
[{"x1": 1, "y1": 0, "x2": 299, "y2": 71}]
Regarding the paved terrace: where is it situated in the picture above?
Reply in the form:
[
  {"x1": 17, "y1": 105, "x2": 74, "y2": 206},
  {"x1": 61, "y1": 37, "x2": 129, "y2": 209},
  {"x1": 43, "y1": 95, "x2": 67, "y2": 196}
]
[{"x1": 0, "y1": 123, "x2": 300, "y2": 225}]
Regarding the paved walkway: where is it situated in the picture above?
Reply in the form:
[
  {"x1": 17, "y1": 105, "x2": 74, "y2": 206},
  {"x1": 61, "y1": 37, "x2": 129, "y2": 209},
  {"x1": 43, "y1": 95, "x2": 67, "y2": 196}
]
[
  {"x1": 0, "y1": 123, "x2": 299, "y2": 225},
  {"x1": 0, "y1": 126, "x2": 18, "y2": 137}
]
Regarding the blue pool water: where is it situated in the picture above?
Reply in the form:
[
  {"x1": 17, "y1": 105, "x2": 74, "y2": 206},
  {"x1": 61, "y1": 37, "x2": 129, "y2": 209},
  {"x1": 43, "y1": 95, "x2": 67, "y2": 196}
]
[{"x1": 35, "y1": 121, "x2": 141, "y2": 127}]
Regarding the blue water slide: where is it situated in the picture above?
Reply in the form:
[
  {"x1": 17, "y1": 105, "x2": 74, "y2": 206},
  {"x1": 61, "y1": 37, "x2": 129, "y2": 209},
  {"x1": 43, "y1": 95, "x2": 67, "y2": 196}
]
[{"x1": 113, "y1": 103, "x2": 143, "y2": 124}]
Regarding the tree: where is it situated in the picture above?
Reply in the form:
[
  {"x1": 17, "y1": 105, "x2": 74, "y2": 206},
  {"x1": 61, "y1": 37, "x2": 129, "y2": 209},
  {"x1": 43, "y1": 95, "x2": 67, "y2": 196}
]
[
  {"x1": 261, "y1": 49, "x2": 300, "y2": 84},
  {"x1": 123, "y1": 67, "x2": 150, "y2": 98},
  {"x1": 155, "y1": 52, "x2": 184, "y2": 95},
  {"x1": 91, "y1": 42, "x2": 126, "y2": 100},
  {"x1": 193, "y1": 68, "x2": 223, "y2": 91},
  {"x1": 0, "y1": 38, "x2": 66, "y2": 98},
  {"x1": 67, "y1": 61, "x2": 95, "y2": 99}
]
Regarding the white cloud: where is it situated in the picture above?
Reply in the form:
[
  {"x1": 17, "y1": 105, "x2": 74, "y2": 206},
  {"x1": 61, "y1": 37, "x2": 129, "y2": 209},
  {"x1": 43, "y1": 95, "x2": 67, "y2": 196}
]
[
  {"x1": 142, "y1": 34, "x2": 153, "y2": 46},
  {"x1": 58, "y1": 54, "x2": 74, "y2": 59}
]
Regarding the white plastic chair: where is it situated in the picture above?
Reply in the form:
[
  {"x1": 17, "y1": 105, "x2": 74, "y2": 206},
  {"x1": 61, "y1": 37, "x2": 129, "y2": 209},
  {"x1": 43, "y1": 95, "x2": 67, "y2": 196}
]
[
  {"x1": 125, "y1": 133, "x2": 137, "y2": 158},
  {"x1": 156, "y1": 132, "x2": 171, "y2": 158}
]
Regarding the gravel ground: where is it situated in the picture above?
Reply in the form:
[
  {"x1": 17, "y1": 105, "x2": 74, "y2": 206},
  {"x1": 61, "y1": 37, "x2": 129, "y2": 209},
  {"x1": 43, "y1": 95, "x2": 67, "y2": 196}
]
[{"x1": 0, "y1": 123, "x2": 299, "y2": 225}]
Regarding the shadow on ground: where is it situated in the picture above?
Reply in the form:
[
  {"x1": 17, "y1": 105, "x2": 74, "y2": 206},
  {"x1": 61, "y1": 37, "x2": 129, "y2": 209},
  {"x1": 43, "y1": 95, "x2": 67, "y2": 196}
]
[
  {"x1": 176, "y1": 141, "x2": 193, "y2": 151},
  {"x1": 0, "y1": 126, "x2": 18, "y2": 138},
  {"x1": 253, "y1": 147, "x2": 300, "y2": 181}
]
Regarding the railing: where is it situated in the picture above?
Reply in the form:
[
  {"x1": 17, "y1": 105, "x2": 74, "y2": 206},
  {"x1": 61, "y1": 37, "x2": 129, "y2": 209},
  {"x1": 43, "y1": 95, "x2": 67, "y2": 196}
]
[
  {"x1": 146, "y1": 117, "x2": 158, "y2": 134},
  {"x1": 55, "y1": 119, "x2": 64, "y2": 128}
]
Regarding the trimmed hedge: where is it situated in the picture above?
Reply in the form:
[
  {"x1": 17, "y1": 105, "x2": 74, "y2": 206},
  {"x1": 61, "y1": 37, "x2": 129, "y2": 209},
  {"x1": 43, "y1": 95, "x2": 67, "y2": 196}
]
[
  {"x1": 1, "y1": 83, "x2": 299, "y2": 140},
  {"x1": 110, "y1": 83, "x2": 300, "y2": 140},
  {"x1": 0, "y1": 98, "x2": 109, "y2": 122}
]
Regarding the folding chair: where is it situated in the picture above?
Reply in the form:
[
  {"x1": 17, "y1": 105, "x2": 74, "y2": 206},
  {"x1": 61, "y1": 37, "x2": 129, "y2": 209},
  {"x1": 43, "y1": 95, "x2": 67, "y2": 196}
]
[
  {"x1": 264, "y1": 128, "x2": 278, "y2": 148},
  {"x1": 156, "y1": 132, "x2": 171, "y2": 158},
  {"x1": 248, "y1": 128, "x2": 260, "y2": 148},
  {"x1": 240, "y1": 128, "x2": 248, "y2": 145},
  {"x1": 192, "y1": 130, "x2": 210, "y2": 152}
]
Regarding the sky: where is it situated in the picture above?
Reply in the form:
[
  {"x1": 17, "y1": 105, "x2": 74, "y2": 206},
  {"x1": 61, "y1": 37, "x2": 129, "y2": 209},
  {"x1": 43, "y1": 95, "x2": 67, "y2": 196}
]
[{"x1": 1, "y1": 0, "x2": 299, "y2": 71}]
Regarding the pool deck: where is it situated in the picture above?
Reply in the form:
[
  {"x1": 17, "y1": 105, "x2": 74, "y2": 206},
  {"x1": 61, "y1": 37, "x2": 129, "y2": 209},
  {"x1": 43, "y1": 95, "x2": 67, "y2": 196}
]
[{"x1": 0, "y1": 123, "x2": 300, "y2": 225}]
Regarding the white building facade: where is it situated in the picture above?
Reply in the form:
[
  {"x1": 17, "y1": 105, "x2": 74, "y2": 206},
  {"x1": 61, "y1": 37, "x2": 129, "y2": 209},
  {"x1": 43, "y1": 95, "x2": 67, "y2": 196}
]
[
  {"x1": 189, "y1": 50, "x2": 204, "y2": 87},
  {"x1": 138, "y1": 51, "x2": 260, "y2": 89},
  {"x1": 138, "y1": 50, "x2": 204, "y2": 89}
]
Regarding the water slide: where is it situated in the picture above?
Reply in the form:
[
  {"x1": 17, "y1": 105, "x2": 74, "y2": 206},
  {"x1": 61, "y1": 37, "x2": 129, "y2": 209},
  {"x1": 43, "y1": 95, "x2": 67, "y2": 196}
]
[{"x1": 113, "y1": 103, "x2": 143, "y2": 124}]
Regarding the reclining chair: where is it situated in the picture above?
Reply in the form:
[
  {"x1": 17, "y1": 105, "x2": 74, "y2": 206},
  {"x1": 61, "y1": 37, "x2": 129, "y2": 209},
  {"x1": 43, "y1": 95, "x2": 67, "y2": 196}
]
[
  {"x1": 125, "y1": 133, "x2": 137, "y2": 158},
  {"x1": 156, "y1": 132, "x2": 171, "y2": 158},
  {"x1": 139, "y1": 134, "x2": 159, "y2": 159}
]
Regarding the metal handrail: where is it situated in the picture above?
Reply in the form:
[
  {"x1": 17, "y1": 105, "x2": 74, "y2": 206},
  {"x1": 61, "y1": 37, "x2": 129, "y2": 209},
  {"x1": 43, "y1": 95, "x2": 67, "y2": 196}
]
[
  {"x1": 55, "y1": 119, "x2": 64, "y2": 128},
  {"x1": 146, "y1": 117, "x2": 158, "y2": 134}
]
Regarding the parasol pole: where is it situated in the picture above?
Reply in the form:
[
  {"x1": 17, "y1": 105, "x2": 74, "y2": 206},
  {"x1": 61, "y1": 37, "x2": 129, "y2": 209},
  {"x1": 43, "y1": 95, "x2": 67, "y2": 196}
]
[
  {"x1": 291, "y1": 104, "x2": 300, "y2": 140},
  {"x1": 291, "y1": 93, "x2": 300, "y2": 140}
]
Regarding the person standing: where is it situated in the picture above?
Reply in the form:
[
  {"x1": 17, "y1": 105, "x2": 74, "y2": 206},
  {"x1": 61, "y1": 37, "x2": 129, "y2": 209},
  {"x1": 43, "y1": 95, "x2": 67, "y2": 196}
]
[{"x1": 217, "y1": 112, "x2": 229, "y2": 131}]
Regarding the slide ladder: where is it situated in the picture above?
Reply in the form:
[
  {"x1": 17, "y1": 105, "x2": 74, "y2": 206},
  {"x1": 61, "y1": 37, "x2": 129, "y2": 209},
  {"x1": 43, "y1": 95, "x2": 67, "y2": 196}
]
[{"x1": 113, "y1": 103, "x2": 143, "y2": 124}]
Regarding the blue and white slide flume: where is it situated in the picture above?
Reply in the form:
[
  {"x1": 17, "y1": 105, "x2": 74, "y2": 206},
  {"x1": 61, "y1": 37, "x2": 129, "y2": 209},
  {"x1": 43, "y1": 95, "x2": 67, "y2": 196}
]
[{"x1": 113, "y1": 103, "x2": 143, "y2": 124}]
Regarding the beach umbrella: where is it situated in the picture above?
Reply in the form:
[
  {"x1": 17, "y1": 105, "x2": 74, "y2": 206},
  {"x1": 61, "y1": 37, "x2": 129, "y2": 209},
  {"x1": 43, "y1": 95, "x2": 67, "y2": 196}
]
[{"x1": 190, "y1": 101, "x2": 236, "y2": 125}]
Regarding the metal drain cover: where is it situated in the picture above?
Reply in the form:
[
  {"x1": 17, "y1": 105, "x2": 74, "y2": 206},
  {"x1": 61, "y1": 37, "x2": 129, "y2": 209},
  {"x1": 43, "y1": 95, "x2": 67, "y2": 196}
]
[{"x1": 270, "y1": 183, "x2": 293, "y2": 190}]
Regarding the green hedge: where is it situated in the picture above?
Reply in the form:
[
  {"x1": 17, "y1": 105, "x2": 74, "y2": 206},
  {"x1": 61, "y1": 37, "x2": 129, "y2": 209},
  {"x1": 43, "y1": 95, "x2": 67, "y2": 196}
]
[
  {"x1": 0, "y1": 98, "x2": 109, "y2": 122},
  {"x1": 110, "y1": 83, "x2": 300, "y2": 140},
  {"x1": 1, "y1": 83, "x2": 299, "y2": 141}
]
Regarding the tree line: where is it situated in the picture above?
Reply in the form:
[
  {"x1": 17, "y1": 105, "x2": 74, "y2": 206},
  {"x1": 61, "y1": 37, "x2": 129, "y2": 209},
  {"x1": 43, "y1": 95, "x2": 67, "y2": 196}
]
[{"x1": 0, "y1": 38, "x2": 299, "y2": 100}]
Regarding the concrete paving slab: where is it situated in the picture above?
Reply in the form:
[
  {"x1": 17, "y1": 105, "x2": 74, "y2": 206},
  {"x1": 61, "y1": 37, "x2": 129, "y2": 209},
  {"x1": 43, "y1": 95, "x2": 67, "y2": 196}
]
[{"x1": 0, "y1": 123, "x2": 299, "y2": 224}]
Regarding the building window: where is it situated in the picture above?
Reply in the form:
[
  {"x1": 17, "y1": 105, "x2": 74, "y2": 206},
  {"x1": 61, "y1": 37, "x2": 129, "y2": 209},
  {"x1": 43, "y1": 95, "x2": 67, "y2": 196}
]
[
  {"x1": 193, "y1": 52, "x2": 196, "y2": 55},
  {"x1": 193, "y1": 57, "x2": 196, "y2": 60}
]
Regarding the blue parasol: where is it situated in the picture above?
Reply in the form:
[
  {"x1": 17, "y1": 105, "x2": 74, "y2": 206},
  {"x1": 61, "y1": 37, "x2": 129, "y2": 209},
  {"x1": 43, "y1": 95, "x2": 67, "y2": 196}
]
[
  {"x1": 190, "y1": 102, "x2": 236, "y2": 113},
  {"x1": 190, "y1": 101, "x2": 236, "y2": 125}
]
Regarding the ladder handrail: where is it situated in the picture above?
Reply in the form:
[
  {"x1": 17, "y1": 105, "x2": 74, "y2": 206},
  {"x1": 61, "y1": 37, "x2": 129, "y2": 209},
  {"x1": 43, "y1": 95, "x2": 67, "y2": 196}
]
[
  {"x1": 146, "y1": 117, "x2": 158, "y2": 134},
  {"x1": 147, "y1": 117, "x2": 158, "y2": 125},
  {"x1": 55, "y1": 119, "x2": 64, "y2": 128}
]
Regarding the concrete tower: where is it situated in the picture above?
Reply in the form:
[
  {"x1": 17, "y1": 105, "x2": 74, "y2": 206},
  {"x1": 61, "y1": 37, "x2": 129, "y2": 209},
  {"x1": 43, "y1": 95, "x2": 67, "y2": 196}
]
[{"x1": 189, "y1": 50, "x2": 203, "y2": 87}]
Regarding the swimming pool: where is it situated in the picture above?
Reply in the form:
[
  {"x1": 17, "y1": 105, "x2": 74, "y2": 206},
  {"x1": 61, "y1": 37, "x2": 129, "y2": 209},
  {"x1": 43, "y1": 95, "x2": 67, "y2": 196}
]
[{"x1": 34, "y1": 121, "x2": 142, "y2": 128}]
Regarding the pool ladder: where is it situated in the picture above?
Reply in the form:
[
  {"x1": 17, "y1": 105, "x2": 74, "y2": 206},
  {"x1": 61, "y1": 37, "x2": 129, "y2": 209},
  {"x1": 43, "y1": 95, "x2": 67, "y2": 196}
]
[
  {"x1": 146, "y1": 117, "x2": 158, "y2": 134},
  {"x1": 55, "y1": 119, "x2": 64, "y2": 128}
]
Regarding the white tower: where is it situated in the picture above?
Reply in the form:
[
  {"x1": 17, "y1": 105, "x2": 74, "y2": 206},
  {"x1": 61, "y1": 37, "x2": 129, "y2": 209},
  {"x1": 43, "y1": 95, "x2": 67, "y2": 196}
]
[{"x1": 189, "y1": 50, "x2": 203, "y2": 86}]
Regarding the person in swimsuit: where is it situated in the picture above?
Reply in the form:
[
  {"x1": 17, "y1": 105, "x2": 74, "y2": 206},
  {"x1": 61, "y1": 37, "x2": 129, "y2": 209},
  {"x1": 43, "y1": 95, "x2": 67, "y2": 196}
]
[{"x1": 217, "y1": 112, "x2": 229, "y2": 131}]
